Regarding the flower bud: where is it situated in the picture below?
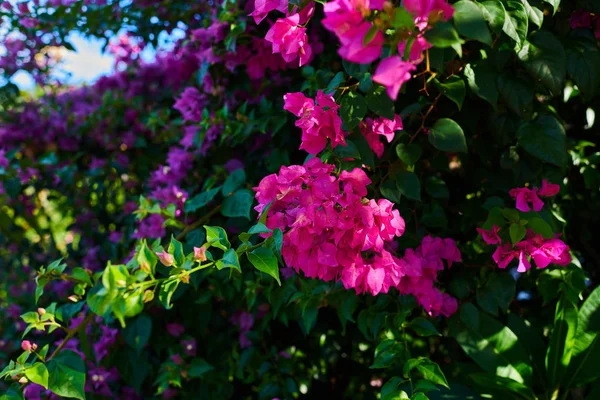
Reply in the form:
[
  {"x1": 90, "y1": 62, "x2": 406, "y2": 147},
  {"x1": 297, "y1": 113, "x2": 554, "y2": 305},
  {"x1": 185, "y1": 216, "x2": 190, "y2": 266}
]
[
  {"x1": 193, "y1": 246, "x2": 207, "y2": 262},
  {"x1": 18, "y1": 376, "x2": 28, "y2": 384},
  {"x1": 21, "y1": 340, "x2": 33, "y2": 352},
  {"x1": 37, "y1": 307, "x2": 46, "y2": 315},
  {"x1": 179, "y1": 273, "x2": 190, "y2": 284},
  {"x1": 143, "y1": 290, "x2": 154, "y2": 303},
  {"x1": 156, "y1": 251, "x2": 175, "y2": 267}
]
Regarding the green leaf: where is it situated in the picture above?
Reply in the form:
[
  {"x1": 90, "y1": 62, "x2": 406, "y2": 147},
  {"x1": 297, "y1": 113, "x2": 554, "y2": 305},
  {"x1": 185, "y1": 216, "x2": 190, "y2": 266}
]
[
  {"x1": 392, "y1": 8, "x2": 415, "y2": 29},
  {"x1": 509, "y1": 223, "x2": 527, "y2": 244},
  {"x1": 47, "y1": 350, "x2": 86, "y2": 400},
  {"x1": 395, "y1": 171, "x2": 421, "y2": 201},
  {"x1": 71, "y1": 267, "x2": 92, "y2": 286},
  {"x1": 340, "y1": 91, "x2": 367, "y2": 130},
  {"x1": 168, "y1": 236, "x2": 185, "y2": 266},
  {"x1": 428, "y1": 118, "x2": 467, "y2": 153},
  {"x1": 517, "y1": 31, "x2": 566, "y2": 96},
  {"x1": 325, "y1": 71, "x2": 346, "y2": 94},
  {"x1": 333, "y1": 138, "x2": 361, "y2": 159},
  {"x1": 363, "y1": 24, "x2": 379, "y2": 47},
  {"x1": 221, "y1": 189, "x2": 254, "y2": 219},
  {"x1": 124, "y1": 314, "x2": 152, "y2": 355},
  {"x1": 464, "y1": 62, "x2": 498, "y2": 107},
  {"x1": 185, "y1": 186, "x2": 221, "y2": 213},
  {"x1": 424, "y1": 22, "x2": 464, "y2": 50},
  {"x1": 425, "y1": 176, "x2": 449, "y2": 199},
  {"x1": 371, "y1": 340, "x2": 409, "y2": 369},
  {"x1": 366, "y1": 85, "x2": 395, "y2": 120},
  {"x1": 137, "y1": 240, "x2": 158, "y2": 275},
  {"x1": 216, "y1": 248, "x2": 241, "y2": 273},
  {"x1": 381, "y1": 377, "x2": 410, "y2": 400},
  {"x1": 47, "y1": 258, "x2": 66, "y2": 274},
  {"x1": 497, "y1": 74, "x2": 534, "y2": 116},
  {"x1": 543, "y1": 0, "x2": 560, "y2": 15},
  {"x1": 247, "y1": 247, "x2": 281, "y2": 285},
  {"x1": 380, "y1": 179, "x2": 402, "y2": 203},
  {"x1": 522, "y1": 0, "x2": 543, "y2": 28},
  {"x1": 159, "y1": 279, "x2": 180, "y2": 309},
  {"x1": 102, "y1": 264, "x2": 129, "y2": 292},
  {"x1": 404, "y1": 358, "x2": 449, "y2": 388},
  {"x1": 476, "y1": 271, "x2": 516, "y2": 316},
  {"x1": 434, "y1": 76, "x2": 466, "y2": 110},
  {"x1": 25, "y1": 363, "x2": 49, "y2": 389},
  {"x1": 396, "y1": 143, "x2": 422, "y2": 165},
  {"x1": 479, "y1": 0, "x2": 506, "y2": 33},
  {"x1": 517, "y1": 115, "x2": 567, "y2": 167},
  {"x1": 527, "y1": 217, "x2": 554, "y2": 239},
  {"x1": 566, "y1": 30, "x2": 600, "y2": 101},
  {"x1": 453, "y1": 0, "x2": 493, "y2": 45},
  {"x1": 222, "y1": 169, "x2": 246, "y2": 196},
  {"x1": 503, "y1": 1, "x2": 528, "y2": 49},
  {"x1": 455, "y1": 304, "x2": 532, "y2": 384},
  {"x1": 408, "y1": 317, "x2": 441, "y2": 336},
  {"x1": 546, "y1": 295, "x2": 578, "y2": 386},
  {"x1": 0, "y1": 383, "x2": 24, "y2": 400},
  {"x1": 565, "y1": 287, "x2": 600, "y2": 385},
  {"x1": 468, "y1": 373, "x2": 536, "y2": 400},
  {"x1": 188, "y1": 358, "x2": 215, "y2": 378},
  {"x1": 204, "y1": 226, "x2": 231, "y2": 251}
]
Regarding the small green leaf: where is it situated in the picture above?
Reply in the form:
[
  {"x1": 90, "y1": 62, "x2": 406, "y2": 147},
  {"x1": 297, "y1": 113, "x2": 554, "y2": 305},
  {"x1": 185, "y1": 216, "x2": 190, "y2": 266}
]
[
  {"x1": 396, "y1": 143, "x2": 422, "y2": 165},
  {"x1": 517, "y1": 115, "x2": 567, "y2": 167},
  {"x1": 123, "y1": 315, "x2": 152, "y2": 355},
  {"x1": 222, "y1": 169, "x2": 246, "y2": 195},
  {"x1": 396, "y1": 171, "x2": 421, "y2": 201},
  {"x1": 403, "y1": 358, "x2": 449, "y2": 388},
  {"x1": 25, "y1": 363, "x2": 49, "y2": 389},
  {"x1": 204, "y1": 226, "x2": 231, "y2": 251},
  {"x1": 188, "y1": 358, "x2": 215, "y2": 378},
  {"x1": 428, "y1": 118, "x2": 467, "y2": 153},
  {"x1": 185, "y1": 186, "x2": 221, "y2": 213},
  {"x1": 408, "y1": 317, "x2": 441, "y2": 336},
  {"x1": 248, "y1": 247, "x2": 281, "y2": 285},
  {"x1": 159, "y1": 279, "x2": 180, "y2": 309},
  {"x1": 546, "y1": 296, "x2": 578, "y2": 386},
  {"x1": 371, "y1": 340, "x2": 409, "y2": 369},
  {"x1": 424, "y1": 22, "x2": 464, "y2": 49},
  {"x1": 366, "y1": 85, "x2": 395, "y2": 120},
  {"x1": 137, "y1": 240, "x2": 158, "y2": 275},
  {"x1": 425, "y1": 176, "x2": 449, "y2": 199},
  {"x1": 363, "y1": 24, "x2": 379, "y2": 47},
  {"x1": 392, "y1": 8, "x2": 415, "y2": 29},
  {"x1": 509, "y1": 223, "x2": 527, "y2": 244},
  {"x1": 168, "y1": 236, "x2": 185, "y2": 266},
  {"x1": 340, "y1": 91, "x2": 367, "y2": 130},
  {"x1": 434, "y1": 76, "x2": 466, "y2": 110},
  {"x1": 216, "y1": 248, "x2": 241, "y2": 273}
]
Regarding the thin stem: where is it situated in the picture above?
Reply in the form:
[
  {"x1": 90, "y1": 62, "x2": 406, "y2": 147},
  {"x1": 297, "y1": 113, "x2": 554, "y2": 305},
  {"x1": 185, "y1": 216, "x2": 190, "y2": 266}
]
[
  {"x1": 47, "y1": 313, "x2": 94, "y2": 362},
  {"x1": 176, "y1": 205, "x2": 222, "y2": 241}
]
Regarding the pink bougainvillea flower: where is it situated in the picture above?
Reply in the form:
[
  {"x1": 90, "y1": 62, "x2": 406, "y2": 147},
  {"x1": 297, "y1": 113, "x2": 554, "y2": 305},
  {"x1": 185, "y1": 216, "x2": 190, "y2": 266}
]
[
  {"x1": 156, "y1": 251, "x2": 175, "y2": 267},
  {"x1": 283, "y1": 91, "x2": 346, "y2": 154},
  {"x1": 492, "y1": 243, "x2": 516, "y2": 270},
  {"x1": 265, "y1": 13, "x2": 312, "y2": 66},
  {"x1": 403, "y1": 0, "x2": 454, "y2": 23},
  {"x1": 509, "y1": 187, "x2": 544, "y2": 212},
  {"x1": 249, "y1": 0, "x2": 288, "y2": 24},
  {"x1": 193, "y1": 246, "x2": 207, "y2": 262},
  {"x1": 477, "y1": 225, "x2": 502, "y2": 245},
  {"x1": 537, "y1": 179, "x2": 560, "y2": 197},
  {"x1": 322, "y1": 0, "x2": 384, "y2": 64},
  {"x1": 373, "y1": 56, "x2": 416, "y2": 100}
]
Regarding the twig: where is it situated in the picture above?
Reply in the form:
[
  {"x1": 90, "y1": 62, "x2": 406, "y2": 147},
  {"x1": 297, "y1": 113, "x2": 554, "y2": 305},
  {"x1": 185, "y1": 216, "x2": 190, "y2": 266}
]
[
  {"x1": 176, "y1": 205, "x2": 222, "y2": 241},
  {"x1": 47, "y1": 313, "x2": 94, "y2": 362}
]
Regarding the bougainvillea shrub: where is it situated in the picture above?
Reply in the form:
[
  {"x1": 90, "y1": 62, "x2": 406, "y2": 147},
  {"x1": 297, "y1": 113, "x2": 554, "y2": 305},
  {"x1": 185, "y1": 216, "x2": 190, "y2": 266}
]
[{"x1": 1, "y1": 0, "x2": 600, "y2": 399}]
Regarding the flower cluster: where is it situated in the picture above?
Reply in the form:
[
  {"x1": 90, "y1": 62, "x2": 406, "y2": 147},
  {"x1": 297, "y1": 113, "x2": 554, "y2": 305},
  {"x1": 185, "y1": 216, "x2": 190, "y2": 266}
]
[
  {"x1": 283, "y1": 91, "x2": 346, "y2": 154},
  {"x1": 359, "y1": 114, "x2": 403, "y2": 157},
  {"x1": 254, "y1": 158, "x2": 458, "y2": 316},
  {"x1": 570, "y1": 9, "x2": 600, "y2": 38},
  {"x1": 509, "y1": 180, "x2": 560, "y2": 212},
  {"x1": 321, "y1": 0, "x2": 453, "y2": 99},
  {"x1": 478, "y1": 181, "x2": 571, "y2": 272}
]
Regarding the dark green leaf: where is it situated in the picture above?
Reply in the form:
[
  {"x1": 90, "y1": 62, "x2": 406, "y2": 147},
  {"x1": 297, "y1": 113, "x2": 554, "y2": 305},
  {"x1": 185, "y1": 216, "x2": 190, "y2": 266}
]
[
  {"x1": 188, "y1": 358, "x2": 215, "y2": 378},
  {"x1": 124, "y1": 314, "x2": 152, "y2": 355},
  {"x1": 371, "y1": 340, "x2": 409, "y2": 369},
  {"x1": 453, "y1": 0, "x2": 493, "y2": 45},
  {"x1": 546, "y1": 296, "x2": 578, "y2": 386},
  {"x1": 366, "y1": 85, "x2": 395, "y2": 120},
  {"x1": 479, "y1": 0, "x2": 507, "y2": 33},
  {"x1": 517, "y1": 115, "x2": 567, "y2": 167},
  {"x1": 476, "y1": 271, "x2": 516, "y2": 315},
  {"x1": 464, "y1": 62, "x2": 498, "y2": 107},
  {"x1": 424, "y1": 22, "x2": 464, "y2": 50},
  {"x1": 221, "y1": 189, "x2": 254, "y2": 219},
  {"x1": 503, "y1": 1, "x2": 528, "y2": 49},
  {"x1": 434, "y1": 76, "x2": 466, "y2": 110},
  {"x1": 428, "y1": 118, "x2": 467, "y2": 153},
  {"x1": 216, "y1": 248, "x2": 241, "y2": 273},
  {"x1": 404, "y1": 358, "x2": 449, "y2": 388},
  {"x1": 509, "y1": 223, "x2": 527, "y2": 244},
  {"x1": 248, "y1": 247, "x2": 281, "y2": 285},
  {"x1": 425, "y1": 176, "x2": 449, "y2": 199},
  {"x1": 408, "y1": 317, "x2": 441, "y2": 336},
  {"x1": 47, "y1": 350, "x2": 86, "y2": 400},
  {"x1": 396, "y1": 143, "x2": 422, "y2": 165},
  {"x1": 222, "y1": 169, "x2": 246, "y2": 196},
  {"x1": 185, "y1": 186, "x2": 221, "y2": 213},
  {"x1": 340, "y1": 91, "x2": 367, "y2": 130},
  {"x1": 517, "y1": 31, "x2": 566, "y2": 96},
  {"x1": 395, "y1": 171, "x2": 421, "y2": 201},
  {"x1": 566, "y1": 31, "x2": 600, "y2": 101}
]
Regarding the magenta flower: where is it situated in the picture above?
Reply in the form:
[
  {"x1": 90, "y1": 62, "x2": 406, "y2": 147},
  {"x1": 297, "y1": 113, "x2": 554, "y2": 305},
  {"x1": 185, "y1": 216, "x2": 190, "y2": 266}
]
[
  {"x1": 403, "y1": 0, "x2": 454, "y2": 23},
  {"x1": 509, "y1": 187, "x2": 544, "y2": 212},
  {"x1": 265, "y1": 14, "x2": 313, "y2": 66},
  {"x1": 182, "y1": 338, "x2": 197, "y2": 356},
  {"x1": 373, "y1": 57, "x2": 416, "y2": 100},
  {"x1": 570, "y1": 9, "x2": 592, "y2": 29},
  {"x1": 537, "y1": 180, "x2": 560, "y2": 197},
  {"x1": 492, "y1": 244, "x2": 517, "y2": 270},
  {"x1": 476, "y1": 225, "x2": 502, "y2": 245},
  {"x1": 249, "y1": 0, "x2": 287, "y2": 24}
]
